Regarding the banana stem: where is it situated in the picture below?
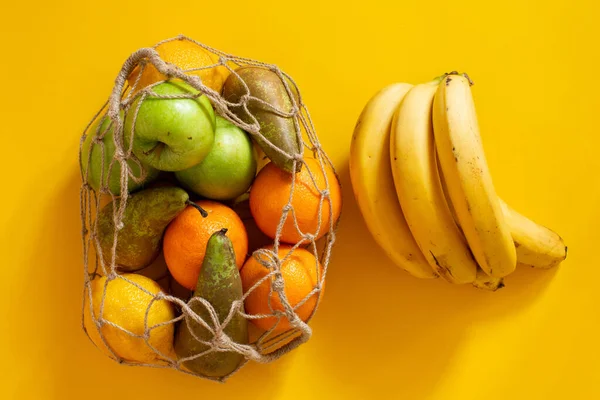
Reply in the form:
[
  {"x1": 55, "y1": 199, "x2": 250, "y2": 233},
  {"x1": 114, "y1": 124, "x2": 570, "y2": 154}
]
[
  {"x1": 434, "y1": 71, "x2": 474, "y2": 86},
  {"x1": 186, "y1": 200, "x2": 208, "y2": 218}
]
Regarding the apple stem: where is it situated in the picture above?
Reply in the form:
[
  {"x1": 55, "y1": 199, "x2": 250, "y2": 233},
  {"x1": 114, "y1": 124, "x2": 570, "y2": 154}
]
[{"x1": 186, "y1": 200, "x2": 208, "y2": 218}]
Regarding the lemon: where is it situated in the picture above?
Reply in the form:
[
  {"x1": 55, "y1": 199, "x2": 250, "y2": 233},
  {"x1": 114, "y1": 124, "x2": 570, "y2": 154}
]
[{"x1": 83, "y1": 274, "x2": 176, "y2": 364}]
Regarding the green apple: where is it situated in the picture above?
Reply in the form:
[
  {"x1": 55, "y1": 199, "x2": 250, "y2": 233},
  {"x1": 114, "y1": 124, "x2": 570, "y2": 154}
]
[
  {"x1": 81, "y1": 113, "x2": 159, "y2": 195},
  {"x1": 175, "y1": 116, "x2": 257, "y2": 200},
  {"x1": 125, "y1": 80, "x2": 216, "y2": 172}
]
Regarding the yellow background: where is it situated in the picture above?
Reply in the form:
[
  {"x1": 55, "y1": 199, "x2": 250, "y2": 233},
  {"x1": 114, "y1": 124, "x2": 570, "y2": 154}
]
[{"x1": 1, "y1": 0, "x2": 599, "y2": 398}]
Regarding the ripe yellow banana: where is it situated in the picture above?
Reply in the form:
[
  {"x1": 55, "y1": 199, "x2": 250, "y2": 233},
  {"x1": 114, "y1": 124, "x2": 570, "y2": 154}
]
[
  {"x1": 433, "y1": 74, "x2": 517, "y2": 278},
  {"x1": 350, "y1": 83, "x2": 437, "y2": 279},
  {"x1": 441, "y1": 169, "x2": 567, "y2": 270},
  {"x1": 390, "y1": 81, "x2": 477, "y2": 284},
  {"x1": 499, "y1": 200, "x2": 567, "y2": 269}
]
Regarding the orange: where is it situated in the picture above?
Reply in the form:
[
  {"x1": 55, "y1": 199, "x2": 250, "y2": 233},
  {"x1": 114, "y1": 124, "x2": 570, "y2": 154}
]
[
  {"x1": 240, "y1": 245, "x2": 324, "y2": 333},
  {"x1": 163, "y1": 200, "x2": 248, "y2": 290},
  {"x1": 127, "y1": 37, "x2": 230, "y2": 93},
  {"x1": 249, "y1": 157, "x2": 342, "y2": 244}
]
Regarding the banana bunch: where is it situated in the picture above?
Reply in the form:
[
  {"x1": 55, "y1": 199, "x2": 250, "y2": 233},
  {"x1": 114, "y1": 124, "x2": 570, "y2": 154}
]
[{"x1": 349, "y1": 72, "x2": 567, "y2": 290}]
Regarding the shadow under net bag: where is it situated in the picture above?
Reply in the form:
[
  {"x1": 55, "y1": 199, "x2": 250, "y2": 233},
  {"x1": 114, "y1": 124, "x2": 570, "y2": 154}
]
[{"x1": 78, "y1": 35, "x2": 339, "y2": 382}]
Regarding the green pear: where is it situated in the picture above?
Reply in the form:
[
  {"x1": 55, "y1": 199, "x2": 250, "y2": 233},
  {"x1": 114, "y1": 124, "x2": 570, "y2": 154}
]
[
  {"x1": 125, "y1": 80, "x2": 217, "y2": 172},
  {"x1": 221, "y1": 66, "x2": 303, "y2": 173},
  {"x1": 175, "y1": 229, "x2": 248, "y2": 378},
  {"x1": 81, "y1": 112, "x2": 159, "y2": 195},
  {"x1": 175, "y1": 116, "x2": 257, "y2": 201},
  {"x1": 95, "y1": 186, "x2": 189, "y2": 271}
]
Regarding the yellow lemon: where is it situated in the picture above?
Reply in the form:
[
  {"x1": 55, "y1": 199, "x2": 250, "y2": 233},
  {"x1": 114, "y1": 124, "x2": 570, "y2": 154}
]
[{"x1": 83, "y1": 273, "x2": 176, "y2": 364}]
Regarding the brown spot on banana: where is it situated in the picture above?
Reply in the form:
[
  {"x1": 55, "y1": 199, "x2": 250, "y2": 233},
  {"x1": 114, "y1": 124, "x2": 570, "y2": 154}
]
[
  {"x1": 472, "y1": 268, "x2": 504, "y2": 291},
  {"x1": 429, "y1": 251, "x2": 454, "y2": 280},
  {"x1": 462, "y1": 73, "x2": 474, "y2": 86}
]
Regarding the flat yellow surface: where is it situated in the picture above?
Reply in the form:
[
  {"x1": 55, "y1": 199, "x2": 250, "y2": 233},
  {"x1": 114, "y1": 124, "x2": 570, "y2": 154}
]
[{"x1": 1, "y1": 0, "x2": 598, "y2": 398}]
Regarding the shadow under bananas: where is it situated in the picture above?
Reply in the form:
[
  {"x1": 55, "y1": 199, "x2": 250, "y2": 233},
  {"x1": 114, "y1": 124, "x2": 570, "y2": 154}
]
[
  {"x1": 307, "y1": 155, "x2": 557, "y2": 399},
  {"x1": 34, "y1": 157, "x2": 292, "y2": 399}
]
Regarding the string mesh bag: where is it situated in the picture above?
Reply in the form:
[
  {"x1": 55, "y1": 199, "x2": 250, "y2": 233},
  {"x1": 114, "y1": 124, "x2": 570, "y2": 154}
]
[{"x1": 78, "y1": 35, "x2": 339, "y2": 382}]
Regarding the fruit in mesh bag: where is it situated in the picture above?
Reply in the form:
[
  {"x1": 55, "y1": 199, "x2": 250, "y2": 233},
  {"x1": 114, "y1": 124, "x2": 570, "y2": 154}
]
[
  {"x1": 222, "y1": 66, "x2": 303, "y2": 173},
  {"x1": 175, "y1": 115, "x2": 257, "y2": 201},
  {"x1": 174, "y1": 229, "x2": 248, "y2": 378},
  {"x1": 81, "y1": 111, "x2": 159, "y2": 195},
  {"x1": 124, "y1": 80, "x2": 217, "y2": 172},
  {"x1": 240, "y1": 245, "x2": 324, "y2": 333},
  {"x1": 249, "y1": 157, "x2": 342, "y2": 244},
  {"x1": 95, "y1": 186, "x2": 190, "y2": 271},
  {"x1": 163, "y1": 200, "x2": 248, "y2": 290},
  {"x1": 127, "y1": 37, "x2": 230, "y2": 93},
  {"x1": 83, "y1": 274, "x2": 176, "y2": 364}
]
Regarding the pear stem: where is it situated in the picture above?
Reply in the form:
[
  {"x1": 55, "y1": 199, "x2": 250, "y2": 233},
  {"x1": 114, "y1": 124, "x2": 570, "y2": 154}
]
[{"x1": 186, "y1": 200, "x2": 208, "y2": 217}]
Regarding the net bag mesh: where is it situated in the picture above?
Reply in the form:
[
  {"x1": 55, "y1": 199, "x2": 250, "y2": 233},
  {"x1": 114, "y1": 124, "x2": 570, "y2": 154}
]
[{"x1": 78, "y1": 35, "x2": 338, "y2": 382}]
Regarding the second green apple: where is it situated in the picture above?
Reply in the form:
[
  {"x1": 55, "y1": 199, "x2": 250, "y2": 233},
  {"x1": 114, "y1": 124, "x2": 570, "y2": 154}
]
[{"x1": 175, "y1": 116, "x2": 257, "y2": 201}]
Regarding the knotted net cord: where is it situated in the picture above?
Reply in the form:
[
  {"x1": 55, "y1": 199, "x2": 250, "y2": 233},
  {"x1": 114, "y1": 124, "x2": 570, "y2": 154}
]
[{"x1": 79, "y1": 35, "x2": 338, "y2": 382}]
